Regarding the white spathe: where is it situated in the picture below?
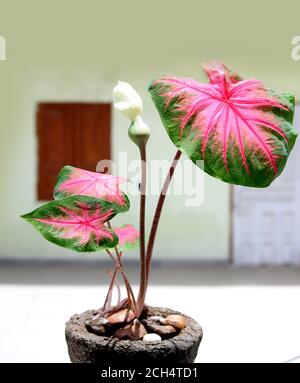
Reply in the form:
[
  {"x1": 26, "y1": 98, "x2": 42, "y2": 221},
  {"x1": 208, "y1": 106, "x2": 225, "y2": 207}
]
[
  {"x1": 131, "y1": 115, "x2": 150, "y2": 136},
  {"x1": 128, "y1": 115, "x2": 151, "y2": 146},
  {"x1": 113, "y1": 81, "x2": 143, "y2": 121}
]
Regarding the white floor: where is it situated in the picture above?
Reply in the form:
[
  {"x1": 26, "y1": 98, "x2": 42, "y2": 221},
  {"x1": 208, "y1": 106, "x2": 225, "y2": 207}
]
[{"x1": 1, "y1": 284, "x2": 300, "y2": 363}]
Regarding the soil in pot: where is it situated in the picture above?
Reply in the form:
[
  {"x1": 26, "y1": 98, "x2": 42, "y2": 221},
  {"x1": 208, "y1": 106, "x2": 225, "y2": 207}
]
[{"x1": 65, "y1": 306, "x2": 203, "y2": 363}]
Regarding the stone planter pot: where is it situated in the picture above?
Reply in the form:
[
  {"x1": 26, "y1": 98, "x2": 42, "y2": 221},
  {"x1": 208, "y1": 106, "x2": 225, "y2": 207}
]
[{"x1": 65, "y1": 306, "x2": 203, "y2": 363}]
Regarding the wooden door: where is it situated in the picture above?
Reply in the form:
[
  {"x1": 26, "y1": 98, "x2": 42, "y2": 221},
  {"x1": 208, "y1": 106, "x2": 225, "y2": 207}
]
[{"x1": 37, "y1": 103, "x2": 111, "y2": 200}]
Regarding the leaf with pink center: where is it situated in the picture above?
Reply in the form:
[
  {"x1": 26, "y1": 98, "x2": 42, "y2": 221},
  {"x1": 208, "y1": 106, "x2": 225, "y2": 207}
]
[
  {"x1": 54, "y1": 166, "x2": 129, "y2": 212},
  {"x1": 21, "y1": 196, "x2": 119, "y2": 252},
  {"x1": 114, "y1": 224, "x2": 140, "y2": 250},
  {"x1": 149, "y1": 62, "x2": 297, "y2": 187}
]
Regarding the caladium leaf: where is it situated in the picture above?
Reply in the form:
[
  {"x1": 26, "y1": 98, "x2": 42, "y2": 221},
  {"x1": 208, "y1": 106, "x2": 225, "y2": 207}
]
[
  {"x1": 21, "y1": 196, "x2": 119, "y2": 252},
  {"x1": 54, "y1": 166, "x2": 129, "y2": 212},
  {"x1": 149, "y1": 62, "x2": 297, "y2": 187},
  {"x1": 114, "y1": 224, "x2": 140, "y2": 250}
]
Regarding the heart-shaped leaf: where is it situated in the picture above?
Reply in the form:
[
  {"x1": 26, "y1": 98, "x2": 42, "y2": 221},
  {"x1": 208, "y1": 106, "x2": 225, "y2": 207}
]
[
  {"x1": 149, "y1": 62, "x2": 297, "y2": 187},
  {"x1": 21, "y1": 196, "x2": 119, "y2": 252},
  {"x1": 54, "y1": 166, "x2": 129, "y2": 211},
  {"x1": 114, "y1": 224, "x2": 140, "y2": 250}
]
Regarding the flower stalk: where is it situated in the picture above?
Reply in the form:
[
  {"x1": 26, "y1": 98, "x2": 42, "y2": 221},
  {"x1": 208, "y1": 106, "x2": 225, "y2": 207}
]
[
  {"x1": 136, "y1": 143, "x2": 147, "y2": 317},
  {"x1": 145, "y1": 150, "x2": 182, "y2": 286}
]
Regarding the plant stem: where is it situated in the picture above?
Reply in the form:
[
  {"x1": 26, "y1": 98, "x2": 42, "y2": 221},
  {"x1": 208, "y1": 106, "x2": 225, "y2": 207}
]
[
  {"x1": 136, "y1": 144, "x2": 147, "y2": 317},
  {"x1": 106, "y1": 249, "x2": 137, "y2": 314},
  {"x1": 107, "y1": 222, "x2": 137, "y2": 313},
  {"x1": 145, "y1": 149, "x2": 182, "y2": 284},
  {"x1": 114, "y1": 248, "x2": 137, "y2": 314},
  {"x1": 102, "y1": 267, "x2": 118, "y2": 312}
]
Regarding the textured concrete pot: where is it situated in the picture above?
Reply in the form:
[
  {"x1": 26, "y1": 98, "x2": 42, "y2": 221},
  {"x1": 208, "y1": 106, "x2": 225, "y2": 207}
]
[{"x1": 65, "y1": 306, "x2": 203, "y2": 363}]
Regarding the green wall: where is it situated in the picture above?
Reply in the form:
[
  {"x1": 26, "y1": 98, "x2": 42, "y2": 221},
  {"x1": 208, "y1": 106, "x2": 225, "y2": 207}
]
[{"x1": 0, "y1": 0, "x2": 299, "y2": 261}]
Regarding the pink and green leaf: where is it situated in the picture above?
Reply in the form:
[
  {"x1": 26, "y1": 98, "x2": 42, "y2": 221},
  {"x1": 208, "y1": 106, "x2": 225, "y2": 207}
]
[
  {"x1": 54, "y1": 166, "x2": 129, "y2": 212},
  {"x1": 21, "y1": 196, "x2": 119, "y2": 252},
  {"x1": 114, "y1": 224, "x2": 140, "y2": 250},
  {"x1": 149, "y1": 62, "x2": 297, "y2": 187}
]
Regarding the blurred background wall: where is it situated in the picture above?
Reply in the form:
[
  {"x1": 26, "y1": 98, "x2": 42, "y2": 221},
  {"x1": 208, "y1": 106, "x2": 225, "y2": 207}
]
[{"x1": 0, "y1": 0, "x2": 299, "y2": 262}]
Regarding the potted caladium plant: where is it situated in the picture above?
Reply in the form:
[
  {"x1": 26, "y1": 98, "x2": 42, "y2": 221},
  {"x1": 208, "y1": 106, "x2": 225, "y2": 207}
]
[{"x1": 22, "y1": 62, "x2": 297, "y2": 363}]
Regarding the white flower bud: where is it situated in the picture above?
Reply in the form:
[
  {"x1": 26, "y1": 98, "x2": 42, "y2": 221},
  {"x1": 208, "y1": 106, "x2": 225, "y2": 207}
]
[
  {"x1": 113, "y1": 81, "x2": 143, "y2": 121},
  {"x1": 128, "y1": 115, "x2": 150, "y2": 147}
]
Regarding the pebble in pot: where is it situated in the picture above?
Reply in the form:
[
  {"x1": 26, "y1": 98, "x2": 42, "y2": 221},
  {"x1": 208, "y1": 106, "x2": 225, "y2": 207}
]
[
  {"x1": 148, "y1": 316, "x2": 166, "y2": 325},
  {"x1": 149, "y1": 324, "x2": 177, "y2": 338},
  {"x1": 106, "y1": 309, "x2": 135, "y2": 325},
  {"x1": 165, "y1": 314, "x2": 186, "y2": 331},
  {"x1": 85, "y1": 316, "x2": 110, "y2": 336},
  {"x1": 142, "y1": 319, "x2": 177, "y2": 339},
  {"x1": 143, "y1": 333, "x2": 162, "y2": 342}
]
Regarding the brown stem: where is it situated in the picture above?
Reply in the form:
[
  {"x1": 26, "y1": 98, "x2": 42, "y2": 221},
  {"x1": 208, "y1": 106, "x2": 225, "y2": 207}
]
[
  {"x1": 145, "y1": 150, "x2": 182, "y2": 284},
  {"x1": 136, "y1": 144, "x2": 147, "y2": 317},
  {"x1": 102, "y1": 267, "x2": 118, "y2": 312},
  {"x1": 106, "y1": 249, "x2": 137, "y2": 314},
  {"x1": 107, "y1": 221, "x2": 137, "y2": 313},
  {"x1": 115, "y1": 249, "x2": 137, "y2": 314}
]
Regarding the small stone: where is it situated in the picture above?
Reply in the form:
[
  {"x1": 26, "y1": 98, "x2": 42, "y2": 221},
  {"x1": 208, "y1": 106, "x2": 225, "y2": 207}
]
[
  {"x1": 165, "y1": 314, "x2": 186, "y2": 330},
  {"x1": 85, "y1": 316, "x2": 111, "y2": 335},
  {"x1": 107, "y1": 309, "x2": 135, "y2": 325},
  {"x1": 153, "y1": 324, "x2": 177, "y2": 338},
  {"x1": 149, "y1": 316, "x2": 166, "y2": 324},
  {"x1": 143, "y1": 333, "x2": 162, "y2": 342},
  {"x1": 114, "y1": 319, "x2": 147, "y2": 340},
  {"x1": 85, "y1": 322, "x2": 107, "y2": 335},
  {"x1": 142, "y1": 320, "x2": 177, "y2": 338},
  {"x1": 85, "y1": 323, "x2": 107, "y2": 335}
]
